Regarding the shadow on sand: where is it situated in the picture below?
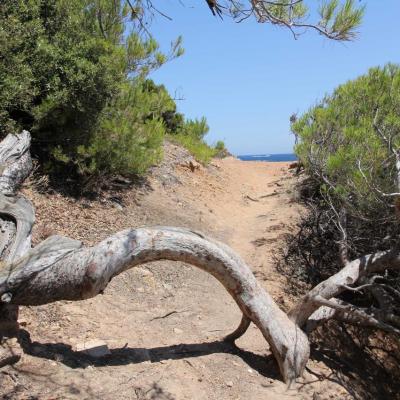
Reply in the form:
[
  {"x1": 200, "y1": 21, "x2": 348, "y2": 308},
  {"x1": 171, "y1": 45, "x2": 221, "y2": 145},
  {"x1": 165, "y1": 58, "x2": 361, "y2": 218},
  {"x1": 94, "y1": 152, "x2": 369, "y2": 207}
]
[{"x1": 17, "y1": 329, "x2": 281, "y2": 381}]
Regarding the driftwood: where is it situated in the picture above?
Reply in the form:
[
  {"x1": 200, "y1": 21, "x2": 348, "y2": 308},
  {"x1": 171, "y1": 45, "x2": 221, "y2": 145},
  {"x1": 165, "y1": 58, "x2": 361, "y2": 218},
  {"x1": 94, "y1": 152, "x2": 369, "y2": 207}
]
[{"x1": 0, "y1": 131, "x2": 399, "y2": 384}]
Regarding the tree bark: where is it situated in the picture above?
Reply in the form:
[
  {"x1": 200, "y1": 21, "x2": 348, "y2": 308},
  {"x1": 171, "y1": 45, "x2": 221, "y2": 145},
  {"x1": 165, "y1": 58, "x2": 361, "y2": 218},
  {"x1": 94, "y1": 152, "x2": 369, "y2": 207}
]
[{"x1": 0, "y1": 131, "x2": 34, "y2": 336}]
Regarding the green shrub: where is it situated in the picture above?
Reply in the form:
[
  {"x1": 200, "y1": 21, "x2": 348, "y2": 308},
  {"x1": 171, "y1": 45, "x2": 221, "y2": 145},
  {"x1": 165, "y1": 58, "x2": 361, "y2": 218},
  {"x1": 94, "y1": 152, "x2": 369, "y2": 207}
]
[
  {"x1": 167, "y1": 134, "x2": 217, "y2": 164},
  {"x1": 0, "y1": 1, "x2": 125, "y2": 140},
  {"x1": 292, "y1": 63, "x2": 400, "y2": 262},
  {"x1": 0, "y1": 0, "x2": 225, "y2": 177},
  {"x1": 214, "y1": 140, "x2": 230, "y2": 158},
  {"x1": 80, "y1": 81, "x2": 166, "y2": 175},
  {"x1": 215, "y1": 141, "x2": 226, "y2": 151},
  {"x1": 181, "y1": 117, "x2": 209, "y2": 140},
  {"x1": 0, "y1": 0, "x2": 183, "y2": 177}
]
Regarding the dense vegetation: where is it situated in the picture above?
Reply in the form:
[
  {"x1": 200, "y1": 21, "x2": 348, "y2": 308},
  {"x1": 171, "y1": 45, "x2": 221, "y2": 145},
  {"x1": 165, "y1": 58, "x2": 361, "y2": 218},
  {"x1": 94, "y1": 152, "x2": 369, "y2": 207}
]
[
  {"x1": 0, "y1": 0, "x2": 222, "y2": 179},
  {"x1": 289, "y1": 63, "x2": 400, "y2": 292},
  {"x1": 282, "y1": 65, "x2": 400, "y2": 395}
]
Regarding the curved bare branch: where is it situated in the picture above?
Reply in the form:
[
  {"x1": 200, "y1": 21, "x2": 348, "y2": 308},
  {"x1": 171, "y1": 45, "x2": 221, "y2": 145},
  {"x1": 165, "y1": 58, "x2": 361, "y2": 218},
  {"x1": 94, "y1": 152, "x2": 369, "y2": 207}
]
[
  {"x1": 289, "y1": 248, "x2": 400, "y2": 328},
  {"x1": 0, "y1": 227, "x2": 309, "y2": 383},
  {"x1": 224, "y1": 314, "x2": 251, "y2": 342}
]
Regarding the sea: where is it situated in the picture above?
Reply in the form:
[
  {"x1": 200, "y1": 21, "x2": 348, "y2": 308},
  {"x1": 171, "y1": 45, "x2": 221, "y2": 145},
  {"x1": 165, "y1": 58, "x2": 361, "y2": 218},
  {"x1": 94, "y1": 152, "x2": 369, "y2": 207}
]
[{"x1": 237, "y1": 153, "x2": 297, "y2": 162}]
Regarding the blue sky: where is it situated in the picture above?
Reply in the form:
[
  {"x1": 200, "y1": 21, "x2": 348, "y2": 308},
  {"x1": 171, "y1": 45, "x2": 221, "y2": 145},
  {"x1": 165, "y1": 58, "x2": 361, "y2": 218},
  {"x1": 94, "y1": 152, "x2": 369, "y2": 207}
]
[{"x1": 149, "y1": 1, "x2": 400, "y2": 155}]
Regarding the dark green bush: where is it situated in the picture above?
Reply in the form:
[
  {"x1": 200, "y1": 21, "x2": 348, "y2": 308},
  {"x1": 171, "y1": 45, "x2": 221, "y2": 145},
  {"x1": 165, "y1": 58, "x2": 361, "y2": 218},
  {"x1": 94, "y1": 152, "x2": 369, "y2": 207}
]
[
  {"x1": 80, "y1": 80, "x2": 168, "y2": 175},
  {"x1": 0, "y1": 1, "x2": 124, "y2": 140},
  {"x1": 0, "y1": 0, "x2": 183, "y2": 177},
  {"x1": 293, "y1": 64, "x2": 400, "y2": 216},
  {"x1": 291, "y1": 63, "x2": 400, "y2": 278}
]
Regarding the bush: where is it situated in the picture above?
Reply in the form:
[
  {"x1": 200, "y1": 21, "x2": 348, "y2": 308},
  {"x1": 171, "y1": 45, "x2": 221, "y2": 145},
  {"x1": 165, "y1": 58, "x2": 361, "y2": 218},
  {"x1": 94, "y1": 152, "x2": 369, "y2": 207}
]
[
  {"x1": 292, "y1": 63, "x2": 400, "y2": 262},
  {"x1": 80, "y1": 81, "x2": 166, "y2": 176},
  {"x1": 167, "y1": 133, "x2": 217, "y2": 164},
  {"x1": 0, "y1": 0, "x2": 224, "y2": 178},
  {"x1": 284, "y1": 66, "x2": 400, "y2": 387},
  {"x1": 0, "y1": 0, "x2": 183, "y2": 177},
  {"x1": 214, "y1": 140, "x2": 230, "y2": 158},
  {"x1": 0, "y1": 1, "x2": 124, "y2": 142}
]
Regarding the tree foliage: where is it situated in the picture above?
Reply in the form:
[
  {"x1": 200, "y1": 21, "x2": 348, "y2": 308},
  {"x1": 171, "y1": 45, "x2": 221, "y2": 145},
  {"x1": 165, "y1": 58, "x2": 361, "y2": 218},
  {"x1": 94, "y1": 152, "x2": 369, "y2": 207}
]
[
  {"x1": 290, "y1": 64, "x2": 400, "y2": 307},
  {"x1": 80, "y1": 80, "x2": 166, "y2": 175},
  {"x1": 0, "y1": 0, "x2": 184, "y2": 176},
  {"x1": 293, "y1": 64, "x2": 400, "y2": 224},
  {"x1": 131, "y1": 0, "x2": 364, "y2": 41}
]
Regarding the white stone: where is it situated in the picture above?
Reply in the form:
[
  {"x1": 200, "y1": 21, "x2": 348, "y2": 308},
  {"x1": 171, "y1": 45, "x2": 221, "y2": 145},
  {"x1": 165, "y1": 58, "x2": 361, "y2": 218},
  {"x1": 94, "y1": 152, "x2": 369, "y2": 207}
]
[{"x1": 76, "y1": 340, "x2": 110, "y2": 357}]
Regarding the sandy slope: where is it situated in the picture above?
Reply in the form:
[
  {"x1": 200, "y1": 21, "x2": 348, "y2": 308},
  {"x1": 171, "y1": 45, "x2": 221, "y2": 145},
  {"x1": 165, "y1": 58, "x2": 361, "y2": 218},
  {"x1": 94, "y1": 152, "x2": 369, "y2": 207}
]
[{"x1": 1, "y1": 149, "x2": 350, "y2": 400}]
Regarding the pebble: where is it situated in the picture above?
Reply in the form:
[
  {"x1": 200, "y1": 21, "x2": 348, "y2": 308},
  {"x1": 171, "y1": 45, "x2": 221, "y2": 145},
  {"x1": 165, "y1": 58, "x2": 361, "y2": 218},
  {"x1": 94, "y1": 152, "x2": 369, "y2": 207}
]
[
  {"x1": 226, "y1": 381, "x2": 234, "y2": 387},
  {"x1": 76, "y1": 340, "x2": 110, "y2": 357}
]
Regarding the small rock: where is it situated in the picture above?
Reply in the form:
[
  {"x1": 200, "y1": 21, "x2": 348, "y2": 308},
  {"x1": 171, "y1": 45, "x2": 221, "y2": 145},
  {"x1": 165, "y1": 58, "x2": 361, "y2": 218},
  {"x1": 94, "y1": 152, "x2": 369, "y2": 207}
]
[
  {"x1": 181, "y1": 160, "x2": 200, "y2": 172},
  {"x1": 189, "y1": 160, "x2": 201, "y2": 172},
  {"x1": 76, "y1": 340, "x2": 110, "y2": 358},
  {"x1": 173, "y1": 328, "x2": 183, "y2": 334},
  {"x1": 226, "y1": 381, "x2": 234, "y2": 388}
]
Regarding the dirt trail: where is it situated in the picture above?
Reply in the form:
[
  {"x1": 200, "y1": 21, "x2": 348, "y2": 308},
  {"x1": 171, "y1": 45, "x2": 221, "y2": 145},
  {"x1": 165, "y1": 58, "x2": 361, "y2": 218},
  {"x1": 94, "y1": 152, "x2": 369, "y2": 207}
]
[{"x1": 2, "y1": 150, "x2": 349, "y2": 400}]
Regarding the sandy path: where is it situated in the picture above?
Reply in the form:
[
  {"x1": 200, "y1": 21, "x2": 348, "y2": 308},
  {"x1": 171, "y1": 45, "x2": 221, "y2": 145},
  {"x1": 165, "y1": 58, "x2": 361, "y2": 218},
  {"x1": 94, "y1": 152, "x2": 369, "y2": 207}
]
[{"x1": 3, "y1": 156, "x2": 349, "y2": 400}]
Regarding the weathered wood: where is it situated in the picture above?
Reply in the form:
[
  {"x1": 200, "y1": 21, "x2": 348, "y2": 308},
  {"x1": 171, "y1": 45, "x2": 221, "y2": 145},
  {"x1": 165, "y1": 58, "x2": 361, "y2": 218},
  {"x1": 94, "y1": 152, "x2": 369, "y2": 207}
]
[
  {"x1": 0, "y1": 227, "x2": 309, "y2": 383},
  {"x1": 224, "y1": 314, "x2": 251, "y2": 343},
  {"x1": 0, "y1": 131, "x2": 34, "y2": 264},
  {"x1": 0, "y1": 131, "x2": 33, "y2": 365},
  {"x1": 305, "y1": 297, "x2": 400, "y2": 334},
  {"x1": 0, "y1": 131, "x2": 32, "y2": 195},
  {"x1": 0, "y1": 131, "x2": 311, "y2": 383},
  {"x1": 0, "y1": 194, "x2": 35, "y2": 263},
  {"x1": 2, "y1": 129, "x2": 398, "y2": 385},
  {"x1": 289, "y1": 248, "x2": 400, "y2": 328},
  {"x1": 10, "y1": 130, "x2": 400, "y2": 384}
]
